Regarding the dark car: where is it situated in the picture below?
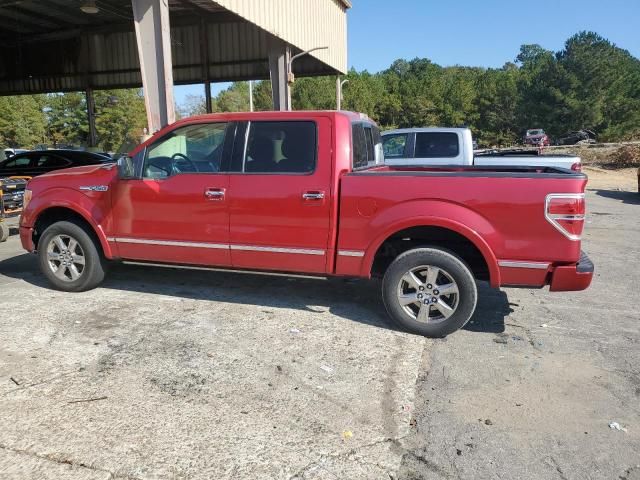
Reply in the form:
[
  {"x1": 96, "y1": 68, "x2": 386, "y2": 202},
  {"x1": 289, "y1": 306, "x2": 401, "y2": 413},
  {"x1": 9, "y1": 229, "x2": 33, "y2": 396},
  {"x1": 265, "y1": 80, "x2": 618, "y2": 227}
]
[
  {"x1": 0, "y1": 150, "x2": 111, "y2": 178},
  {"x1": 556, "y1": 129, "x2": 597, "y2": 146}
]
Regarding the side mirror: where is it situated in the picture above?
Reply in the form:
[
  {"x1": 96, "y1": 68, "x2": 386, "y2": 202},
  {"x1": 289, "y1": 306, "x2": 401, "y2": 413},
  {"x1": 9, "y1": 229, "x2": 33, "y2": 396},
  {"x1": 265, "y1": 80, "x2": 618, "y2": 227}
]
[{"x1": 117, "y1": 155, "x2": 135, "y2": 179}]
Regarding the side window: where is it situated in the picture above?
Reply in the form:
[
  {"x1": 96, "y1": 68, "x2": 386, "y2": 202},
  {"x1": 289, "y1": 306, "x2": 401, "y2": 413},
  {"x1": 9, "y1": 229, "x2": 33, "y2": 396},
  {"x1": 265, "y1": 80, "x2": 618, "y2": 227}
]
[
  {"x1": 352, "y1": 122, "x2": 383, "y2": 169},
  {"x1": 36, "y1": 155, "x2": 70, "y2": 168},
  {"x1": 382, "y1": 134, "x2": 408, "y2": 159},
  {"x1": 352, "y1": 124, "x2": 368, "y2": 169},
  {"x1": 2, "y1": 155, "x2": 31, "y2": 168},
  {"x1": 243, "y1": 121, "x2": 316, "y2": 174},
  {"x1": 143, "y1": 123, "x2": 228, "y2": 179},
  {"x1": 415, "y1": 133, "x2": 460, "y2": 158}
]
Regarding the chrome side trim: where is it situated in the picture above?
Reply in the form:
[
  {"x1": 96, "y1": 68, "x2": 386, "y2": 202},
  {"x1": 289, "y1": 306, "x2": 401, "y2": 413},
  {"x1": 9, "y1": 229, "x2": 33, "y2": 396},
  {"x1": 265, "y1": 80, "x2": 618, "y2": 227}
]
[
  {"x1": 230, "y1": 245, "x2": 325, "y2": 256},
  {"x1": 79, "y1": 185, "x2": 109, "y2": 192},
  {"x1": 498, "y1": 260, "x2": 550, "y2": 270},
  {"x1": 108, "y1": 237, "x2": 325, "y2": 255},
  {"x1": 110, "y1": 237, "x2": 228, "y2": 250},
  {"x1": 338, "y1": 250, "x2": 365, "y2": 257}
]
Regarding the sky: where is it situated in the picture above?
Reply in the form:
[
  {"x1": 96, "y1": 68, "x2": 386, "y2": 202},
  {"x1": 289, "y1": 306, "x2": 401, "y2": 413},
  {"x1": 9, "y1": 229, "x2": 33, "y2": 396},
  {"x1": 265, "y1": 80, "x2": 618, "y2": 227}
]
[{"x1": 175, "y1": 0, "x2": 640, "y2": 106}]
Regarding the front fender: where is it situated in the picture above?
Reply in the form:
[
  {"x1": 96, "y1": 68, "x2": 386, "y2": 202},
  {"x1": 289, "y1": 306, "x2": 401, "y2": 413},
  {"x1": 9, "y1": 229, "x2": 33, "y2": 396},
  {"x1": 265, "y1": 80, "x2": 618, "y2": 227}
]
[
  {"x1": 360, "y1": 199, "x2": 500, "y2": 287},
  {"x1": 23, "y1": 187, "x2": 114, "y2": 258}
]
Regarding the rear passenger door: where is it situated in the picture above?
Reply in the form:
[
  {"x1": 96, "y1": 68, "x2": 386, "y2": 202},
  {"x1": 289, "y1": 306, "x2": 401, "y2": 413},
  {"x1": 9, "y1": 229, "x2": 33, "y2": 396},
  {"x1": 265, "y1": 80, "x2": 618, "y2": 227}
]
[{"x1": 228, "y1": 118, "x2": 333, "y2": 274}]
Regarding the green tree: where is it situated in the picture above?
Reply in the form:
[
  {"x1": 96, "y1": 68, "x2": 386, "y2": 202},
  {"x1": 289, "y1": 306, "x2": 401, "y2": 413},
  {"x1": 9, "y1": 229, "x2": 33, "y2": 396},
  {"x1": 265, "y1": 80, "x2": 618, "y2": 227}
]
[{"x1": 0, "y1": 94, "x2": 47, "y2": 148}]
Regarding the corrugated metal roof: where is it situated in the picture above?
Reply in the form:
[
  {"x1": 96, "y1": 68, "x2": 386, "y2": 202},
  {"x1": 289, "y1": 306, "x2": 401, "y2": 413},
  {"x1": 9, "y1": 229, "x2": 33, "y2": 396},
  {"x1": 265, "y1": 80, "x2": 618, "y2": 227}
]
[
  {"x1": 0, "y1": 0, "x2": 349, "y2": 95},
  {"x1": 212, "y1": 0, "x2": 348, "y2": 74}
]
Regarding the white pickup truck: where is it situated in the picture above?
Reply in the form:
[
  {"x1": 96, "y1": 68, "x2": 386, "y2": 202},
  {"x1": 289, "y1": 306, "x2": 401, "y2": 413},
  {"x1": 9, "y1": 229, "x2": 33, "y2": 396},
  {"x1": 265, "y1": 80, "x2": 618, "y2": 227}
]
[{"x1": 382, "y1": 128, "x2": 582, "y2": 171}]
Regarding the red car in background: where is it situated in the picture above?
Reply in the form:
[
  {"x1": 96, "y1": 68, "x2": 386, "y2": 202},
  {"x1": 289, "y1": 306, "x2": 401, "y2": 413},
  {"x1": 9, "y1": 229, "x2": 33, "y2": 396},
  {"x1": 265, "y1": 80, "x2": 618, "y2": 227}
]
[{"x1": 524, "y1": 129, "x2": 551, "y2": 146}]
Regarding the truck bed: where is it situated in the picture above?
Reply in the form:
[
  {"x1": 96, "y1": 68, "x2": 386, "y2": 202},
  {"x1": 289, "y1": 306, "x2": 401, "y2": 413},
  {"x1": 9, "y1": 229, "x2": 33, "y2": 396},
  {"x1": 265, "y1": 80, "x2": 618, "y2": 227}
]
[{"x1": 354, "y1": 164, "x2": 582, "y2": 176}]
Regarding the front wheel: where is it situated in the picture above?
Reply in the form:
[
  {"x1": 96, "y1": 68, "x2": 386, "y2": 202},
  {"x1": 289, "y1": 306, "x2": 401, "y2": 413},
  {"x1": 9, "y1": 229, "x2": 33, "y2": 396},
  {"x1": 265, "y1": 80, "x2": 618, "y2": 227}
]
[
  {"x1": 38, "y1": 221, "x2": 107, "y2": 292},
  {"x1": 382, "y1": 248, "x2": 478, "y2": 337}
]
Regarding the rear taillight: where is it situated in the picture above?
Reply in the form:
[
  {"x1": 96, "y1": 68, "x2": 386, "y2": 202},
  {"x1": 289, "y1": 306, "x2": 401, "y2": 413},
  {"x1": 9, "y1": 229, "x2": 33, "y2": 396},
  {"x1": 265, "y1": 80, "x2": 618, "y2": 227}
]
[
  {"x1": 571, "y1": 162, "x2": 581, "y2": 172},
  {"x1": 545, "y1": 193, "x2": 585, "y2": 240}
]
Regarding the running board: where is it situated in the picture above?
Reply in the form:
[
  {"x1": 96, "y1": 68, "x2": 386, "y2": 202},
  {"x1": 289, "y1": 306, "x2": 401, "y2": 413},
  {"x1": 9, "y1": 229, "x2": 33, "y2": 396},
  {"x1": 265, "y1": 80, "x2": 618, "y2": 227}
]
[{"x1": 121, "y1": 261, "x2": 330, "y2": 281}]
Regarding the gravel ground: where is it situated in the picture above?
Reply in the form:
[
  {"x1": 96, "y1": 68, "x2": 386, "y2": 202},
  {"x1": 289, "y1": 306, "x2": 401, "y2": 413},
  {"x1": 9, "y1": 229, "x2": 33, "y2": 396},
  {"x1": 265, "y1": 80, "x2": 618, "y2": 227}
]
[{"x1": 0, "y1": 170, "x2": 638, "y2": 479}]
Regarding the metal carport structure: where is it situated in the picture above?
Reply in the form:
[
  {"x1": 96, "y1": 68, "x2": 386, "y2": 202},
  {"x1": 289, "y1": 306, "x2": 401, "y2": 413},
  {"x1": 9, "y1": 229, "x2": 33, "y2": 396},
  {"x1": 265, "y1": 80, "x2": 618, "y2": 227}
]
[{"x1": 0, "y1": 0, "x2": 350, "y2": 141}]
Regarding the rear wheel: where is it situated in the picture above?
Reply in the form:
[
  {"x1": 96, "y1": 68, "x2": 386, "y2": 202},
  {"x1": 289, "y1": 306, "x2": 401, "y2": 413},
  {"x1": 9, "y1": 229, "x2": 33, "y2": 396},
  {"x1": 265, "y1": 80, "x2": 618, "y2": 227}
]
[
  {"x1": 382, "y1": 247, "x2": 478, "y2": 337},
  {"x1": 38, "y1": 221, "x2": 106, "y2": 291}
]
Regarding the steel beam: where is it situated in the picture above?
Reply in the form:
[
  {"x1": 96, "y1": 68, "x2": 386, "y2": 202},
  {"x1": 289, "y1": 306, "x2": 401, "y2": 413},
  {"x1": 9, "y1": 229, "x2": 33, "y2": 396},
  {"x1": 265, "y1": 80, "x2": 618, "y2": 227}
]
[
  {"x1": 268, "y1": 39, "x2": 290, "y2": 111},
  {"x1": 86, "y1": 88, "x2": 98, "y2": 148},
  {"x1": 132, "y1": 0, "x2": 175, "y2": 133}
]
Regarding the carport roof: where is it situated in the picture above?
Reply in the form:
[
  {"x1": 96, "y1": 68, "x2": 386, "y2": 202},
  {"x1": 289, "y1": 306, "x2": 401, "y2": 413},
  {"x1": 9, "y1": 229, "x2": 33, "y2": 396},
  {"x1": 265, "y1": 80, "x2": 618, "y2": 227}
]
[{"x1": 0, "y1": 0, "x2": 349, "y2": 95}]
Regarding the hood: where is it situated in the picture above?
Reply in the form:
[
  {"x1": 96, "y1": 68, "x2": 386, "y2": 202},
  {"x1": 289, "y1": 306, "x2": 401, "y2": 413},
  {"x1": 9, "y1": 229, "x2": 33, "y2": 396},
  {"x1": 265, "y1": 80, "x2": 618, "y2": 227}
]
[{"x1": 28, "y1": 163, "x2": 118, "y2": 191}]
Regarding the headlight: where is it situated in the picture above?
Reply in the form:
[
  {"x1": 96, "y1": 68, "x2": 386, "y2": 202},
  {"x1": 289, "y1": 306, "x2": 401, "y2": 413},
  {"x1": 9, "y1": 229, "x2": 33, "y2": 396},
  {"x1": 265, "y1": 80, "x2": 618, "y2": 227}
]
[{"x1": 23, "y1": 189, "x2": 32, "y2": 210}]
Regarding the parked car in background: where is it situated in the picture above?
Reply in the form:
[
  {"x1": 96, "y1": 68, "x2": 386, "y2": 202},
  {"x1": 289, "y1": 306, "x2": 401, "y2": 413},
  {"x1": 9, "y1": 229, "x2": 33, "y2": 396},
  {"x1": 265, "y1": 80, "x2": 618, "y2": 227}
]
[
  {"x1": 20, "y1": 111, "x2": 593, "y2": 338},
  {"x1": 524, "y1": 129, "x2": 550, "y2": 146},
  {"x1": 0, "y1": 150, "x2": 111, "y2": 178},
  {"x1": 382, "y1": 128, "x2": 581, "y2": 171},
  {"x1": 556, "y1": 129, "x2": 597, "y2": 145}
]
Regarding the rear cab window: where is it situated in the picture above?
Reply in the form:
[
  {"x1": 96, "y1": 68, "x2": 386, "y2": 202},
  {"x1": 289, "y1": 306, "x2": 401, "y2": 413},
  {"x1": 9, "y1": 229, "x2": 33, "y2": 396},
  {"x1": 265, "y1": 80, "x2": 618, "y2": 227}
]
[
  {"x1": 352, "y1": 121, "x2": 383, "y2": 170},
  {"x1": 414, "y1": 132, "x2": 459, "y2": 158}
]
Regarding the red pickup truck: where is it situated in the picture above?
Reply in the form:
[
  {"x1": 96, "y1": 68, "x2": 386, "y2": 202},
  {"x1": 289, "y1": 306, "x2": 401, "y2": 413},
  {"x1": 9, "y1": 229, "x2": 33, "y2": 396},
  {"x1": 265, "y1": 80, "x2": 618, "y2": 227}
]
[{"x1": 19, "y1": 111, "x2": 593, "y2": 337}]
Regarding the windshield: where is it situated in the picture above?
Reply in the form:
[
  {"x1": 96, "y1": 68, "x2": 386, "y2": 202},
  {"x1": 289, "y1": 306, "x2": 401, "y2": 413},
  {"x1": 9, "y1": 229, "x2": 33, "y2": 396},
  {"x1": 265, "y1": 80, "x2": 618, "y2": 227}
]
[{"x1": 527, "y1": 129, "x2": 543, "y2": 136}]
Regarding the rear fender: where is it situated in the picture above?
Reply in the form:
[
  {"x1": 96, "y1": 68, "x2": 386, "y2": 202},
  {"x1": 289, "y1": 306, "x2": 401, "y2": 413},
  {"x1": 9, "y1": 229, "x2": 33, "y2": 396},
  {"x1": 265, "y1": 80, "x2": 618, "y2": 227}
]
[
  {"x1": 24, "y1": 187, "x2": 114, "y2": 258},
  {"x1": 361, "y1": 199, "x2": 500, "y2": 287}
]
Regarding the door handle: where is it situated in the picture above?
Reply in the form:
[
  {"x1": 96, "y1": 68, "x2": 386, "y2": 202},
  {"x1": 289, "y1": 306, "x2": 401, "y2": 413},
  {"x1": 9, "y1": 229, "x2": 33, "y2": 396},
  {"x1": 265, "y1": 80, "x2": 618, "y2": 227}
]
[
  {"x1": 205, "y1": 188, "x2": 225, "y2": 200},
  {"x1": 302, "y1": 191, "x2": 325, "y2": 200}
]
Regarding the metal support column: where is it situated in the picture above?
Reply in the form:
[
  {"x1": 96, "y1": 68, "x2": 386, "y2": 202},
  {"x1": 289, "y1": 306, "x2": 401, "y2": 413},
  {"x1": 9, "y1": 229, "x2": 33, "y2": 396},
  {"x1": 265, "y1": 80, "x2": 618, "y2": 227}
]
[
  {"x1": 204, "y1": 82, "x2": 212, "y2": 113},
  {"x1": 86, "y1": 88, "x2": 98, "y2": 148},
  {"x1": 132, "y1": 0, "x2": 175, "y2": 133},
  {"x1": 268, "y1": 40, "x2": 290, "y2": 111}
]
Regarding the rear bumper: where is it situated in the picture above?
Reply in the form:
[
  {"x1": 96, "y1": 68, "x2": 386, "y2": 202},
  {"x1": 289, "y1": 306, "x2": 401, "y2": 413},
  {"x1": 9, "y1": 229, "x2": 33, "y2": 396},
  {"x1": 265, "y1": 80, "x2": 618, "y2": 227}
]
[
  {"x1": 498, "y1": 251, "x2": 594, "y2": 292},
  {"x1": 20, "y1": 226, "x2": 35, "y2": 252},
  {"x1": 549, "y1": 251, "x2": 594, "y2": 292}
]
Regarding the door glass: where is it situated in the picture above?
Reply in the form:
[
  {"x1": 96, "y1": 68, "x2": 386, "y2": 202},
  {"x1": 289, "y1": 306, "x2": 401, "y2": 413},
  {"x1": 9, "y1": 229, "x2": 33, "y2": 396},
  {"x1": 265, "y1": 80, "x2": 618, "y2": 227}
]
[
  {"x1": 36, "y1": 155, "x2": 69, "y2": 168},
  {"x1": 415, "y1": 132, "x2": 459, "y2": 158},
  {"x1": 382, "y1": 134, "x2": 408, "y2": 159},
  {"x1": 243, "y1": 121, "x2": 317, "y2": 174},
  {"x1": 143, "y1": 123, "x2": 228, "y2": 179},
  {"x1": 2, "y1": 155, "x2": 31, "y2": 168}
]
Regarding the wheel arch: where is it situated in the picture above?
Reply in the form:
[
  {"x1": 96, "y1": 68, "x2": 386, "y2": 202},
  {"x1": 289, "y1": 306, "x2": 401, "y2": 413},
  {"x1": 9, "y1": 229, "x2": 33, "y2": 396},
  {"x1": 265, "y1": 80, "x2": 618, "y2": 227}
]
[
  {"x1": 363, "y1": 218, "x2": 500, "y2": 287},
  {"x1": 33, "y1": 206, "x2": 113, "y2": 258}
]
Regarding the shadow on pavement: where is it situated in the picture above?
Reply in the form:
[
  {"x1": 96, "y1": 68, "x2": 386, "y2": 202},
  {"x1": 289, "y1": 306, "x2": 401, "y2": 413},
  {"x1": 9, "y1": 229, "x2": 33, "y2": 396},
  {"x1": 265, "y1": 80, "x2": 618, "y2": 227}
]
[
  {"x1": 594, "y1": 189, "x2": 640, "y2": 205},
  {"x1": 0, "y1": 253, "x2": 509, "y2": 336}
]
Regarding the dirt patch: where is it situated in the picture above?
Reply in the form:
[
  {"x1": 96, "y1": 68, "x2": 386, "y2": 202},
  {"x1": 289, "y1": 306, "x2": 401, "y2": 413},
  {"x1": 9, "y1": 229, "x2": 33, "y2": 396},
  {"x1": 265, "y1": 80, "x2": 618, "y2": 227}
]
[{"x1": 552, "y1": 144, "x2": 640, "y2": 170}]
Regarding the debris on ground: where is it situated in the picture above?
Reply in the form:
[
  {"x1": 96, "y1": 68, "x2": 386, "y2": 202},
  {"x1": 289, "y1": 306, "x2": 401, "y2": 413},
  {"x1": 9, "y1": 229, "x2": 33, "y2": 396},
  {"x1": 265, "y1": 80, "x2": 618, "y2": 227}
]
[
  {"x1": 493, "y1": 333, "x2": 508, "y2": 344},
  {"x1": 609, "y1": 422, "x2": 628, "y2": 432},
  {"x1": 9, "y1": 377, "x2": 20, "y2": 385},
  {"x1": 289, "y1": 328, "x2": 301, "y2": 334},
  {"x1": 342, "y1": 430, "x2": 353, "y2": 441},
  {"x1": 66, "y1": 396, "x2": 108, "y2": 405},
  {"x1": 320, "y1": 365, "x2": 334, "y2": 374},
  {"x1": 484, "y1": 419, "x2": 493, "y2": 426}
]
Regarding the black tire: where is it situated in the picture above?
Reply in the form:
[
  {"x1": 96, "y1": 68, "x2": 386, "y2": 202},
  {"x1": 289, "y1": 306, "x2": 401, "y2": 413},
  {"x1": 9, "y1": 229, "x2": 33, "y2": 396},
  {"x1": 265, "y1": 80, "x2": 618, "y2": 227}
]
[
  {"x1": 38, "y1": 220, "x2": 107, "y2": 292},
  {"x1": 0, "y1": 222, "x2": 9, "y2": 242},
  {"x1": 382, "y1": 247, "x2": 478, "y2": 337}
]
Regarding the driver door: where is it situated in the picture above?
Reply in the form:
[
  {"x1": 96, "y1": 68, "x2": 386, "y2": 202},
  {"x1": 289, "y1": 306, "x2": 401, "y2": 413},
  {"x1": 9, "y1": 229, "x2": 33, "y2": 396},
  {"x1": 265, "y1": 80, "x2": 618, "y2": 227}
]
[{"x1": 110, "y1": 121, "x2": 233, "y2": 267}]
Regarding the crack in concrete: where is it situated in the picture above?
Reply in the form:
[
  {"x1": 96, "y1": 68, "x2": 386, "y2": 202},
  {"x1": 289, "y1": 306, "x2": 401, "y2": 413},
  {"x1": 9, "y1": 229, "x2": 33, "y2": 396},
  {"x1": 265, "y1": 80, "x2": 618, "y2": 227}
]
[
  {"x1": 0, "y1": 443, "x2": 142, "y2": 480},
  {"x1": 548, "y1": 456, "x2": 569, "y2": 480}
]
